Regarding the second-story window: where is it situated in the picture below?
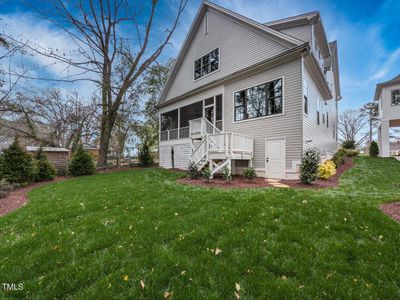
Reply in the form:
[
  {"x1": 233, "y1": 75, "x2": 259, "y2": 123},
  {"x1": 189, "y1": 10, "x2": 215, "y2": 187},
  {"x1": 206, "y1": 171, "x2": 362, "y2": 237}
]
[
  {"x1": 392, "y1": 89, "x2": 400, "y2": 106},
  {"x1": 303, "y1": 78, "x2": 308, "y2": 115},
  {"x1": 194, "y1": 48, "x2": 219, "y2": 80},
  {"x1": 317, "y1": 97, "x2": 320, "y2": 125},
  {"x1": 234, "y1": 78, "x2": 282, "y2": 121}
]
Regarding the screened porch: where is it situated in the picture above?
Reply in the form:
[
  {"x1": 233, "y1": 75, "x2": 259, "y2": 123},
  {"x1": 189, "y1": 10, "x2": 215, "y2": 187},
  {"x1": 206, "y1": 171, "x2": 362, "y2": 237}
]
[{"x1": 160, "y1": 95, "x2": 223, "y2": 141}]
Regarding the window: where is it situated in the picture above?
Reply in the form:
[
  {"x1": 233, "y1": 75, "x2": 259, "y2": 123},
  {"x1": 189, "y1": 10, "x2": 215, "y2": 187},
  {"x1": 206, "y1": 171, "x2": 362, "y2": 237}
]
[
  {"x1": 392, "y1": 89, "x2": 400, "y2": 106},
  {"x1": 303, "y1": 79, "x2": 308, "y2": 115},
  {"x1": 194, "y1": 48, "x2": 219, "y2": 80},
  {"x1": 234, "y1": 78, "x2": 283, "y2": 121},
  {"x1": 327, "y1": 111, "x2": 329, "y2": 128},
  {"x1": 316, "y1": 97, "x2": 320, "y2": 125},
  {"x1": 204, "y1": 12, "x2": 208, "y2": 35}
]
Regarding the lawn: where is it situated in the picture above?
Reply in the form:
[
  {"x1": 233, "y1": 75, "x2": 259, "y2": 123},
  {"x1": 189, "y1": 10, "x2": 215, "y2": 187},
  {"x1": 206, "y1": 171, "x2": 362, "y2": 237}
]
[{"x1": 0, "y1": 157, "x2": 400, "y2": 299}]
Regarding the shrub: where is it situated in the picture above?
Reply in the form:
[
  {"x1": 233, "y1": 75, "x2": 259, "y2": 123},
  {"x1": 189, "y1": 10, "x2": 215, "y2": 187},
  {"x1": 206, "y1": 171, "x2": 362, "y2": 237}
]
[
  {"x1": 0, "y1": 138, "x2": 35, "y2": 183},
  {"x1": 201, "y1": 168, "x2": 212, "y2": 181},
  {"x1": 34, "y1": 147, "x2": 56, "y2": 181},
  {"x1": 68, "y1": 143, "x2": 96, "y2": 176},
  {"x1": 243, "y1": 167, "x2": 256, "y2": 180},
  {"x1": 318, "y1": 160, "x2": 336, "y2": 180},
  {"x1": 342, "y1": 140, "x2": 356, "y2": 150},
  {"x1": 138, "y1": 140, "x2": 153, "y2": 167},
  {"x1": 299, "y1": 147, "x2": 321, "y2": 184},
  {"x1": 0, "y1": 179, "x2": 15, "y2": 199},
  {"x1": 56, "y1": 168, "x2": 68, "y2": 177},
  {"x1": 187, "y1": 162, "x2": 200, "y2": 179},
  {"x1": 222, "y1": 167, "x2": 232, "y2": 183},
  {"x1": 332, "y1": 148, "x2": 347, "y2": 167},
  {"x1": 369, "y1": 141, "x2": 379, "y2": 157},
  {"x1": 344, "y1": 149, "x2": 359, "y2": 157}
]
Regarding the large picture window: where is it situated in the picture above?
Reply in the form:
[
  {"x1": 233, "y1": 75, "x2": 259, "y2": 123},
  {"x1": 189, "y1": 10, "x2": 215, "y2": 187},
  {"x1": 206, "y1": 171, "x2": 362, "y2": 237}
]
[
  {"x1": 194, "y1": 48, "x2": 219, "y2": 80},
  {"x1": 392, "y1": 89, "x2": 400, "y2": 106},
  {"x1": 234, "y1": 78, "x2": 282, "y2": 121}
]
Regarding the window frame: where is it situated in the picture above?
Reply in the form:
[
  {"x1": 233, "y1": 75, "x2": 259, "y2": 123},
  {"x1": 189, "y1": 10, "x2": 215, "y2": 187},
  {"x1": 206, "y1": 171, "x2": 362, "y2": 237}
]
[
  {"x1": 391, "y1": 89, "x2": 400, "y2": 106},
  {"x1": 233, "y1": 77, "x2": 284, "y2": 123},
  {"x1": 193, "y1": 46, "x2": 220, "y2": 82},
  {"x1": 303, "y1": 78, "x2": 308, "y2": 115}
]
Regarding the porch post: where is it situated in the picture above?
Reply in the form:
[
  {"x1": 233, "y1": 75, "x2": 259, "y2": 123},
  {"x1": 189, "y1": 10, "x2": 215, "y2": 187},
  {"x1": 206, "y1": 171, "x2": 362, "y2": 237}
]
[
  {"x1": 178, "y1": 108, "x2": 181, "y2": 139},
  {"x1": 380, "y1": 120, "x2": 390, "y2": 157}
]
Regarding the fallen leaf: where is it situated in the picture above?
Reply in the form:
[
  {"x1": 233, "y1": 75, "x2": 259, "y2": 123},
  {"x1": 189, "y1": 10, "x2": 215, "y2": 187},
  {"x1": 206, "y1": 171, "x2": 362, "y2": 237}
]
[
  {"x1": 215, "y1": 248, "x2": 222, "y2": 256},
  {"x1": 164, "y1": 291, "x2": 173, "y2": 298},
  {"x1": 235, "y1": 283, "x2": 240, "y2": 291},
  {"x1": 281, "y1": 275, "x2": 287, "y2": 280},
  {"x1": 181, "y1": 270, "x2": 186, "y2": 275},
  {"x1": 140, "y1": 280, "x2": 145, "y2": 289},
  {"x1": 123, "y1": 275, "x2": 128, "y2": 281},
  {"x1": 234, "y1": 291, "x2": 240, "y2": 299}
]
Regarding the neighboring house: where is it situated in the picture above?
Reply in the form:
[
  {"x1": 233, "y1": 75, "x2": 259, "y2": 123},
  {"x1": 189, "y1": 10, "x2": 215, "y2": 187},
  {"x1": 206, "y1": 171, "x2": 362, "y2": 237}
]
[
  {"x1": 26, "y1": 146, "x2": 70, "y2": 171},
  {"x1": 156, "y1": 1, "x2": 341, "y2": 179},
  {"x1": 82, "y1": 143, "x2": 100, "y2": 160},
  {"x1": 390, "y1": 141, "x2": 400, "y2": 156},
  {"x1": 375, "y1": 74, "x2": 400, "y2": 157}
]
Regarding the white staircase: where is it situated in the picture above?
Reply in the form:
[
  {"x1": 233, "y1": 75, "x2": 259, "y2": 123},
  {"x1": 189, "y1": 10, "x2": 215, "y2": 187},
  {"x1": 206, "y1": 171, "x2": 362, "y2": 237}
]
[{"x1": 188, "y1": 118, "x2": 254, "y2": 178}]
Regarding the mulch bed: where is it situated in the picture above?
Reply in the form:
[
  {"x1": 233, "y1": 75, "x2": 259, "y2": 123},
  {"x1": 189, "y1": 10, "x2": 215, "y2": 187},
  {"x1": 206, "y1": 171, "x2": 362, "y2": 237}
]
[
  {"x1": 178, "y1": 157, "x2": 355, "y2": 190},
  {"x1": 380, "y1": 202, "x2": 400, "y2": 223},
  {"x1": 0, "y1": 177, "x2": 68, "y2": 217},
  {"x1": 280, "y1": 157, "x2": 355, "y2": 189}
]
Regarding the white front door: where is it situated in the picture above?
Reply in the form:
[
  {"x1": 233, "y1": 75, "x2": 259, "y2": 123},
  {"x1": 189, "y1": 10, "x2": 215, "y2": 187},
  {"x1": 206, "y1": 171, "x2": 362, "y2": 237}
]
[{"x1": 265, "y1": 138, "x2": 286, "y2": 179}]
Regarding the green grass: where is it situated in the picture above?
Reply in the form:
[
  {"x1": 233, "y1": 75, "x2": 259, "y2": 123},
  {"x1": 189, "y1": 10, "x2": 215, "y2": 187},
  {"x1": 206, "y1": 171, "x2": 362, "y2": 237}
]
[{"x1": 1, "y1": 157, "x2": 400, "y2": 299}]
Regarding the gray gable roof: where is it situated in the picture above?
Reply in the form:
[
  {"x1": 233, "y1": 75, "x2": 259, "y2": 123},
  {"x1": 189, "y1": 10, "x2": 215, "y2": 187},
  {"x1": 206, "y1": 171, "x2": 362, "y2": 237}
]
[
  {"x1": 374, "y1": 74, "x2": 400, "y2": 100},
  {"x1": 157, "y1": 1, "x2": 304, "y2": 107}
]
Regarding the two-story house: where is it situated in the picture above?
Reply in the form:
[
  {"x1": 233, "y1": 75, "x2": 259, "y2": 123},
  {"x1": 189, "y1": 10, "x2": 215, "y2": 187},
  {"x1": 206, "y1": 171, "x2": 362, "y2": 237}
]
[
  {"x1": 156, "y1": 1, "x2": 341, "y2": 179},
  {"x1": 375, "y1": 74, "x2": 400, "y2": 157}
]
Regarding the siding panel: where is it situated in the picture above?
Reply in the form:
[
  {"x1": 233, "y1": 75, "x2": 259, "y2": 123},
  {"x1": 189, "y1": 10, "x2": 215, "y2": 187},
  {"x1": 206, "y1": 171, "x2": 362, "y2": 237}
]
[
  {"x1": 279, "y1": 25, "x2": 312, "y2": 43},
  {"x1": 164, "y1": 10, "x2": 288, "y2": 102},
  {"x1": 224, "y1": 59, "x2": 303, "y2": 177},
  {"x1": 303, "y1": 63, "x2": 338, "y2": 157}
]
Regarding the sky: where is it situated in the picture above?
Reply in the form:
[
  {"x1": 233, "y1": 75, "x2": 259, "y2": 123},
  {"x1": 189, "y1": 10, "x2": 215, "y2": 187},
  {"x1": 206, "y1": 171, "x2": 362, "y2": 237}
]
[{"x1": 1, "y1": 0, "x2": 400, "y2": 111}]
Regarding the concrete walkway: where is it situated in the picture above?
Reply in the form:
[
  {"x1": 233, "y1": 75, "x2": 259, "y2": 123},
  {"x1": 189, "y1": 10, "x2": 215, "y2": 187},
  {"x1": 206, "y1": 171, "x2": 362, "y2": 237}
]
[
  {"x1": 265, "y1": 178, "x2": 290, "y2": 188},
  {"x1": 395, "y1": 157, "x2": 400, "y2": 161}
]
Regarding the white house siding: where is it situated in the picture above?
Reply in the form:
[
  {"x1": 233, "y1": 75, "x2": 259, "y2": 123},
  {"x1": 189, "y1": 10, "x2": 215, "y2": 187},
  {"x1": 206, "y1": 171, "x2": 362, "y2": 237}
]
[
  {"x1": 163, "y1": 9, "x2": 289, "y2": 102},
  {"x1": 279, "y1": 25, "x2": 312, "y2": 43},
  {"x1": 224, "y1": 58, "x2": 303, "y2": 179},
  {"x1": 159, "y1": 139, "x2": 192, "y2": 169},
  {"x1": 302, "y1": 62, "x2": 338, "y2": 158}
]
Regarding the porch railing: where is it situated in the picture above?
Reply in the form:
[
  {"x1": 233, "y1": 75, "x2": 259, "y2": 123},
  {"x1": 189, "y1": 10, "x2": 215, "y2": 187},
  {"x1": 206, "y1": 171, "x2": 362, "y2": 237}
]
[{"x1": 160, "y1": 126, "x2": 190, "y2": 141}]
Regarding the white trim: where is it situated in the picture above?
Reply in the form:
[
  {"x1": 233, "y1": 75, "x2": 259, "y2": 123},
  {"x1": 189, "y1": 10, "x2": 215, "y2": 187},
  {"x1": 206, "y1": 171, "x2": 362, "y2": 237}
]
[
  {"x1": 193, "y1": 46, "x2": 221, "y2": 82},
  {"x1": 264, "y1": 137, "x2": 287, "y2": 179},
  {"x1": 232, "y1": 76, "x2": 285, "y2": 124}
]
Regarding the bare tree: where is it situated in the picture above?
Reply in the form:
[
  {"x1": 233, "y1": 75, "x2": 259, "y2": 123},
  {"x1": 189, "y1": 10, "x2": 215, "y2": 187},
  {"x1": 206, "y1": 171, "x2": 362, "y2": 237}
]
[
  {"x1": 338, "y1": 109, "x2": 369, "y2": 147},
  {"x1": 0, "y1": 33, "x2": 27, "y2": 107},
  {"x1": 0, "y1": 88, "x2": 99, "y2": 148},
  {"x1": 6, "y1": 0, "x2": 187, "y2": 166},
  {"x1": 361, "y1": 102, "x2": 379, "y2": 146}
]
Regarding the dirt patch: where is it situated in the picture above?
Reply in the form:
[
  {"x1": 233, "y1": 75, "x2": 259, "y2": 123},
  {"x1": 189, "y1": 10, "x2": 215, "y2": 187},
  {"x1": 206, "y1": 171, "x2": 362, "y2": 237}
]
[
  {"x1": 0, "y1": 177, "x2": 68, "y2": 217},
  {"x1": 178, "y1": 175, "x2": 274, "y2": 189},
  {"x1": 380, "y1": 202, "x2": 400, "y2": 223},
  {"x1": 178, "y1": 157, "x2": 355, "y2": 190},
  {"x1": 281, "y1": 157, "x2": 355, "y2": 189}
]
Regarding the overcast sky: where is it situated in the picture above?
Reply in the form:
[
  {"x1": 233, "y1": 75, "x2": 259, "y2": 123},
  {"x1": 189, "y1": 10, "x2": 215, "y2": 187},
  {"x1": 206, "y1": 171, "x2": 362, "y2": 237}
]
[{"x1": 1, "y1": 0, "x2": 399, "y2": 111}]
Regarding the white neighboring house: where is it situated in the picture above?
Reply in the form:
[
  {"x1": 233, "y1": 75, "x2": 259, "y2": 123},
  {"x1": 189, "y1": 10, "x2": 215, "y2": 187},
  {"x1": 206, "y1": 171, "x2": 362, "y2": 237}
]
[
  {"x1": 375, "y1": 74, "x2": 400, "y2": 157},
  {"x1": 156, "y1": 1, "x2": 341, "y2": 179}
]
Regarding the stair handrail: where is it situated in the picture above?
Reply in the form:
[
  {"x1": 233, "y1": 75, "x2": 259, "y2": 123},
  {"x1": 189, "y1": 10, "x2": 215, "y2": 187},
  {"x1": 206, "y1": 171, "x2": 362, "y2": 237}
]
[{"x1": 189, "y1": 135, "x2": 208, "y2": 166}]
